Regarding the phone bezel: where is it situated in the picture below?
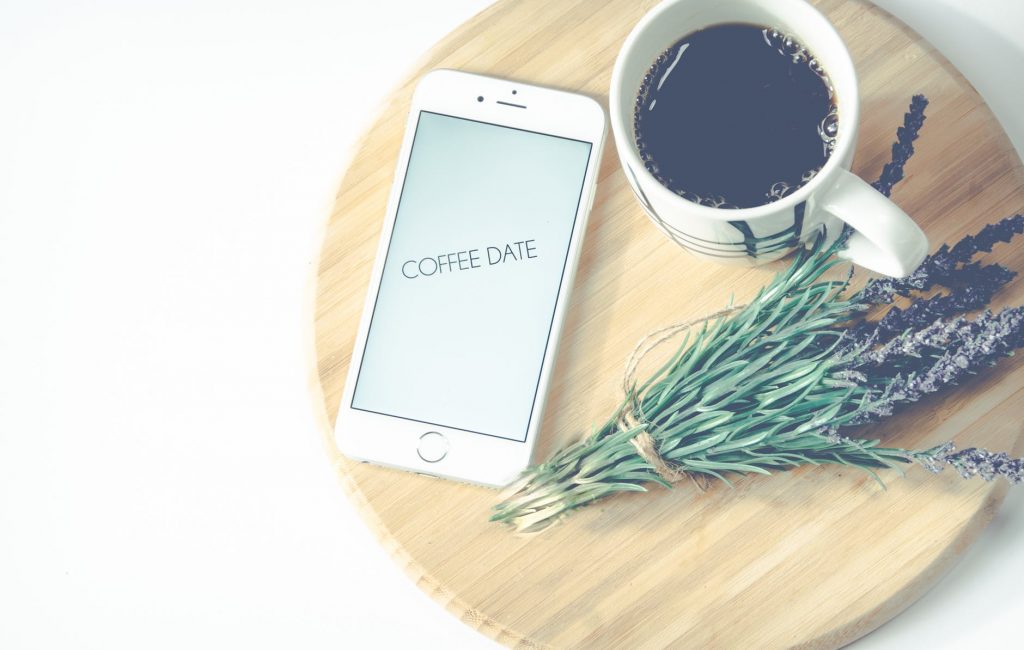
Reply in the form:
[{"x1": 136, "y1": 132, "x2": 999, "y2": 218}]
[{"x1": 333, "y1": 69, "x2": 607, "y2": 487}]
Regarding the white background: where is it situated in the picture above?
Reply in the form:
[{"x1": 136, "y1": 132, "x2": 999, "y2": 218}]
[{"x1": 1, "y1": 1, "x2": 1022, "y2": 648}]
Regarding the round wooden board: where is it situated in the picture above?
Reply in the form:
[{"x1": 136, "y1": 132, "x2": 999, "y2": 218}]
[{"x1": 313, "y1": 1, "x2": 1024, "y2": 647}]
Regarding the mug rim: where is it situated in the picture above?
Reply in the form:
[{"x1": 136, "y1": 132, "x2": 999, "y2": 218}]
[{"x1": 609, "y1": 0, "x2": 860, "y2": 222}]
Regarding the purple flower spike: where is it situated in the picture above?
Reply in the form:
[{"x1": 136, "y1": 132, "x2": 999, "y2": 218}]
[
  {"x1": 872, "y1": 94, "x2": 928, "y2": 199},
  {"x1": 858, "y1": 215, "x2": 1024, "y2": 307},
  {"x1": 871, "y1": 264, "x2": 1016, "y2": 337},
  {"x1": 914, "y1": 442, "x2": 1024, "y2": 484},
  {"x1": 851, "y1": 307, "x2": 1024, "y2": 422},
  {"x1": 852, "y1": 316, "x2": 970, "y2": 368}
]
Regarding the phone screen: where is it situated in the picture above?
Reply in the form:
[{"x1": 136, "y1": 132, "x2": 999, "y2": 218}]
[{"x1": 351, "y1": 111, "x2": 594, "y2": 442}]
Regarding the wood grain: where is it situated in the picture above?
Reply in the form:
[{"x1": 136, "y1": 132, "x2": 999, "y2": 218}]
[{"x1": 312, "y1": 1, "x2": 1024, "y2": 647}]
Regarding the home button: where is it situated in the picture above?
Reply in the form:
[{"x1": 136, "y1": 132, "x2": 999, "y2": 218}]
[{"x1": 417, "y1": 431, "x2": 448, "y2": 463}]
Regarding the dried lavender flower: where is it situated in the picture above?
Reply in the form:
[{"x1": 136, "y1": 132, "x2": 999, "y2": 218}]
[
  {"x1": 913, "y1": 442, "x2": 1024, "y2": 484},
  {"x1": 854, "y1": 307, "x2": 1024, "y2": 421},
  {"x1": 871, "y1": 263, "x2": 1015, "y2": 337},
  {"x1": 951, "y1": 213, "x2": 1024, "y2": 262},
  {"x1": 829, "y1": 95, "x2": 931, "y2": 259},
  {"x1": 851, "y1": 316, "x2": 970, "y2": 368},
  {"x1": 859, "y1": 214, "x2": 1024, "y2": 305},
  {"x1": 871, "y1": 94, "x2": 928, "y2": 198}
]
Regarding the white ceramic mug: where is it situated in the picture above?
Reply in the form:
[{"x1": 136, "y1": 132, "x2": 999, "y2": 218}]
[{"x1": 609, "y1": 0, "x2": 928, "y2": 277}]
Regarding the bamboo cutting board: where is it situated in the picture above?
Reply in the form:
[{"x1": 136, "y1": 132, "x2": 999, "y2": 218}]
[{"x1": 312, "y1": 0, "x2": 1024, "y2": 647}]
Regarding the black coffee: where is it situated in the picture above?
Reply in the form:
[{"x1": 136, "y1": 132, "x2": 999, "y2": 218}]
[{"x1": 633, "y1": 24, "x2": 837, "y2": 209}]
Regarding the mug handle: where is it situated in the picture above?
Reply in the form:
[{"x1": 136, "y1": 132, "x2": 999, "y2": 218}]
[{"x1": 820, "y1": 169, "x2": 929, "y2": 277}]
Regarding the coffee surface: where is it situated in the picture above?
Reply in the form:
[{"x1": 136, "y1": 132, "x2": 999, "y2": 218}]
[{"x1": 634, "y1": 23, "x2": 837, "y2": 209}]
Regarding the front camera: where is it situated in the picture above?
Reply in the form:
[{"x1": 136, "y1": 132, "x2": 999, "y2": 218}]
[{"x1": 477, "y1": 96, "x2": 484, "y2": 102}]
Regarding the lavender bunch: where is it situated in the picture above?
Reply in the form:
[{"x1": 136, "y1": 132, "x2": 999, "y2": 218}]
[{"x1": 492, "y1": 96, "x2": 1024, "y2": 533}]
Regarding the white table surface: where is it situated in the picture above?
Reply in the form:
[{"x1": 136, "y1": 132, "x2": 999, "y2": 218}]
[{"x1": 2, "y1": 1, "x2": 1022, "y2": 648}]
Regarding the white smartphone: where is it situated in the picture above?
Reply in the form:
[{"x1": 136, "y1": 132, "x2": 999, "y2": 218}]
[{"x1": 333, "y1": 69, "x2": 606, "y2": 487}]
